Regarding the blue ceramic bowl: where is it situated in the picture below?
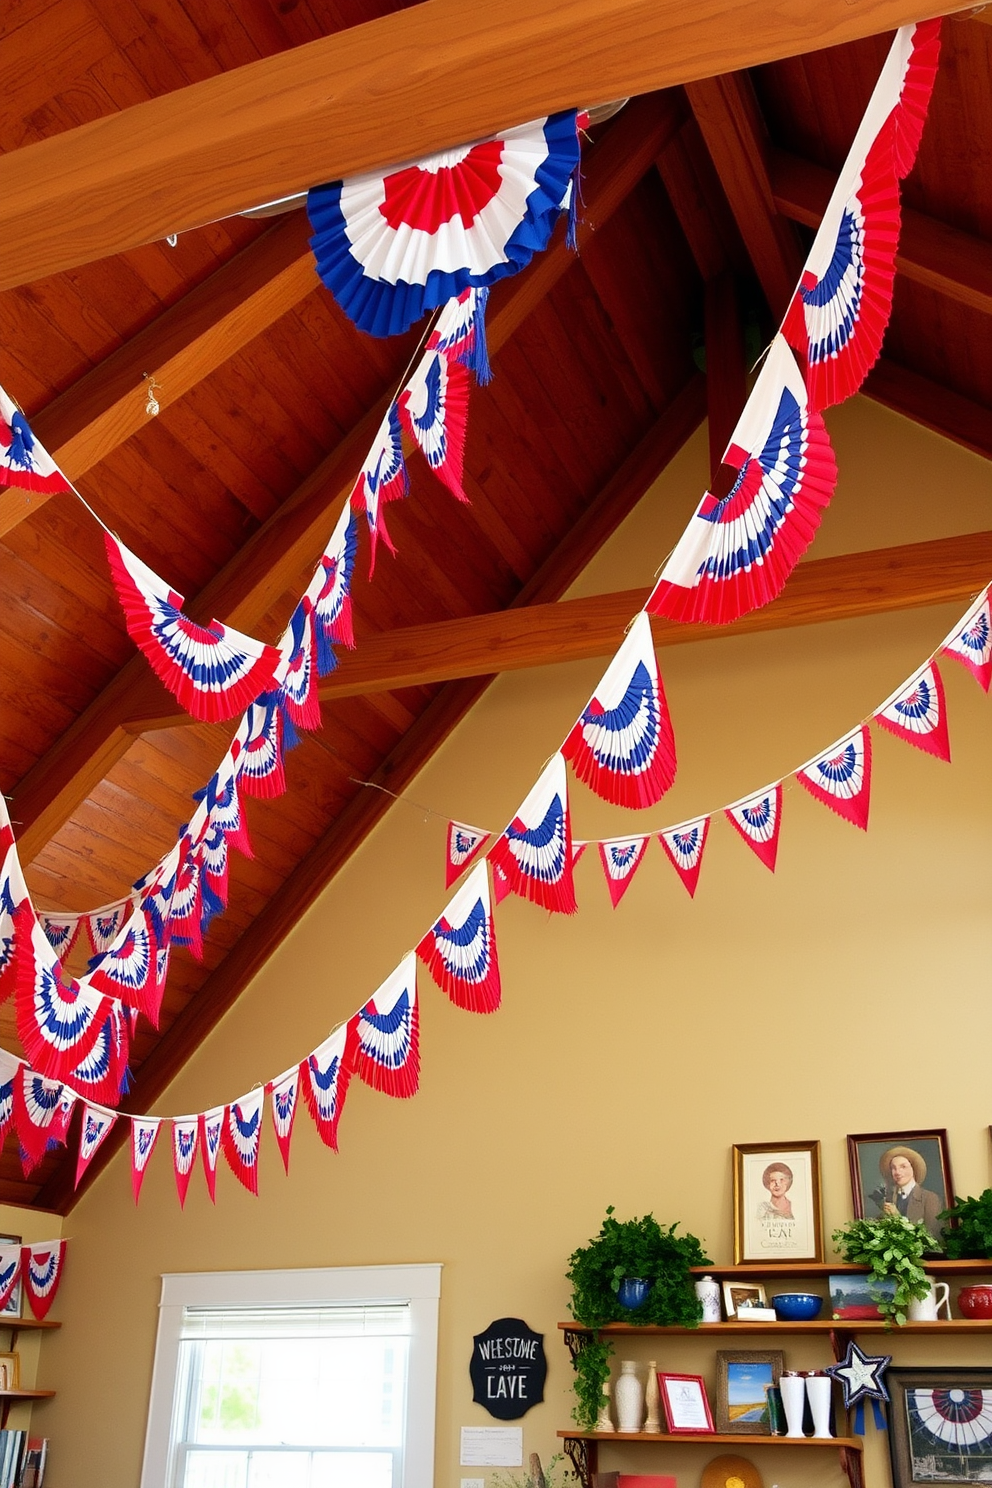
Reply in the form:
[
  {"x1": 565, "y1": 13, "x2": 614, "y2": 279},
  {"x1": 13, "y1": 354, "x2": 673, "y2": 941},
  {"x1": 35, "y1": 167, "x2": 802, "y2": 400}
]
[
  {"x1": 618, "y1": 1277, "x2": 651, "y2": 1310},
  {"x1": 772, "y1": 1292, "x2": 823, "y2": 1321}
]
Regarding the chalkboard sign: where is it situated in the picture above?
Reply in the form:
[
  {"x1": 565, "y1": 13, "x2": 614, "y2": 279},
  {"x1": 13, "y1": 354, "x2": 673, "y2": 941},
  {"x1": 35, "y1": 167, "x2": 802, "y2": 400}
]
[{"x1": 470, "y1": 1317, "x2": 546, "y2": 1420}]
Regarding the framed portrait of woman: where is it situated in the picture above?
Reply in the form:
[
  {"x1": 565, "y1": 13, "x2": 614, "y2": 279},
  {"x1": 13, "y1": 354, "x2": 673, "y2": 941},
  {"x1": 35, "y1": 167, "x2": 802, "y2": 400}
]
[{"x1": 733, "y1": 1140, "x2": 824, "y2": 1264}]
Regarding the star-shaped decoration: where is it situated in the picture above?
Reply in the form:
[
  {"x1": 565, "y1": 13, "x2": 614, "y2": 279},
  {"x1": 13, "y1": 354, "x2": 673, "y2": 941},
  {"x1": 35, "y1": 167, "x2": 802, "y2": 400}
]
[{"x1": 826, "y1": 1338, "x2": 892, "y2": 1408}]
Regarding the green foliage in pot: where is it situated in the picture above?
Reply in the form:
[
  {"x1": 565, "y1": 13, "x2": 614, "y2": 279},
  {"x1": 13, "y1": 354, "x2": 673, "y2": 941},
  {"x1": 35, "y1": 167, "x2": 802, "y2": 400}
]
[
  {"x1": 566, "y1": 1207, "x2": 710, "y2": 1328},
  {"x1": 939, "y1": 1189, "x2": 992, "y2": 1259},
  {"x1": 570, "y1": 1336, "x2": 614, "y2": 1430},
  {"x1": 832, "y1": 1214, "x2": 932, "y2": 1325},
  {"x1": 490, "y1": 1452, "x2": 578, "y2": 1488}
]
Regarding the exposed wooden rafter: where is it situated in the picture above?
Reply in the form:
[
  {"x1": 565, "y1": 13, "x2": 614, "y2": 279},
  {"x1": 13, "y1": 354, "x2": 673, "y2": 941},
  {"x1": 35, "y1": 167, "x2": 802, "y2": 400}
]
[
  {"x1": 8, "y1": 93, "x2": 683, "y2": 867},
  {"x1": 0, "y1": 0, "x2": 962, "y2": 287}
]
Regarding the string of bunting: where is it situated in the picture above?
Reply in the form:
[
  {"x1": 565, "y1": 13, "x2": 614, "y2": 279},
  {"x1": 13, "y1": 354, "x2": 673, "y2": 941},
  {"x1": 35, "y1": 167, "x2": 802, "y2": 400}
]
[{"x1": 0, "y1": 1240, "x2": 67, "y2": 1321}]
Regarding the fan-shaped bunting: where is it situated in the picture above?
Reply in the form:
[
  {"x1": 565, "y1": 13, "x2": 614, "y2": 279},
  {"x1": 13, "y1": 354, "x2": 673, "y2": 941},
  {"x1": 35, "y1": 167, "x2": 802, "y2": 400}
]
[
  {"x1": 398, "y1": 347, "x2": 470, "y2": 502},
  {"x1": 300, "y1": 1024, "x2": 354, "y2": 1152},
  {"x1": 0, "y1": 385, "x2": 72, "y2": 496},
  {"x1": 61, "y1": 1002, "x2": 131, "y2": 1109},
  {"x1": 598, "y1": 836, "x2": 650, "y2": 908},
  {"x1": 14, "y1": 1069, "x2": 75, "y2": 1174},
  {"x1": 131, "y1": 1117, "x2": 162, "y2": 1204},
  {"x1": 104, "y1": 533, "x2": 282, "y2": 724},
  {"x1": 84, "y1": 909, "x2": 162, "y2": 1025},
  {"x1": 0, "y1": 1246, "x2": 20, "y2": 1312},
  {"x1": 429, "y1": 287, "x2": 492, "y2": 384},
  {"x1": 658, "y1": 817, "x2": 710, "y2": 899},
  {"x1": 75, "y1": 1103, "x2": 117, "y2": 1189},
  {"x1": 417, "y1": 862, "x2": 500, "y2": 1013},
  {"x1": 274, "y1": 599, "x2": 321, "y2": 736},
  {"x1": 875, "y1": 661, "x2": 950, "y2": 761},
  {"x1": 943, "y1": 590, "x2": 991, "y2": 693},
  {"x1": 0, "y1": 1051, "x2": 17, "y2": 1143},
  {"x1": 563, "y1": 612, "x2": 676, "y2": 808},
  {"x1": 487, "y1": 753, "x2": 577, "y2": 914},
  {"x1": 0, "y1": 844, "x2": 27, "y2": 1004},
  {"x1": 268, "y1": 1067, "x2": 300, "y2": 1175},
  {"x1": 350, "y1": 404, "x2": 408, "y2": 575},
  {"x1": 445, "y1": 821, "x2": 490, "y2": 888},
  {"x1": 14, "y1": 913, "x2": 122, "y2": 1090},
  {"x1": 21, "y1": 1240, "x2": 67, "y2": 1321},
  {"x1": 888, "y1": 19, "x2": 943, "y2": 179},
  {"x1": 235, "y1": 695, "x2": 287, "y2": 799},
  {"x1": 304, "y1": 502, "x2": 359, "y2": 669},
  {"x1": 307, "y1": 112, "x2": 581, "y2": 337},
  {"x1": 221, "y1": 1090, "x2": 265, "y2": 1195},
  {"x1": 646, "y1": 337, "x2": 837, "y2": 625},
  {"x1": 797, "y1": 725, "x2": 872, "y2": 830},
  {"x1": 354, "y1": 953, "x2": 420, "y2": 1099},
  {"x1": 725, "y1": 784, "x2": 784, "y2": 873}
]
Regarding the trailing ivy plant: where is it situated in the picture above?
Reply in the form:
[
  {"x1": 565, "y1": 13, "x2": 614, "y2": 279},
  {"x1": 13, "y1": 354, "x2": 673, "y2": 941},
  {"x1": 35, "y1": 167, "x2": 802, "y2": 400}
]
[
  {"x1": 570, "y1": 1336, "x2": 614, "y2": 1430},
  {"x1": 939, "y1": 1189, "x2": 992, "y2": 1259},
  {"x1": 566, "y1": 1207, "x2": 710, "y2": 1329},
  {"x1": 832, "y1": 1214, "x2": 932, "y2": 1325}
]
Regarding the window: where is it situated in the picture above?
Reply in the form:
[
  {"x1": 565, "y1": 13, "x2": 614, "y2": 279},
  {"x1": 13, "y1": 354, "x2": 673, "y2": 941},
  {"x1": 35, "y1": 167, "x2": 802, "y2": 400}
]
[{"x1": 142, "y1": 1265, "x2": 441, "y2": 1488}]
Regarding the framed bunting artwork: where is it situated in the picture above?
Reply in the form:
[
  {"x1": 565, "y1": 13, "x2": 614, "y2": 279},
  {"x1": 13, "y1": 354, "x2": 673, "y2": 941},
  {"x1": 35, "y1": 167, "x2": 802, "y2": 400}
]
[
  {"x1": 887, "y1": 1368, "x2": 992, "y2": 1486},
  {"x1": 732, "y1": 1140, "x2": 824, "y2": 1263}
]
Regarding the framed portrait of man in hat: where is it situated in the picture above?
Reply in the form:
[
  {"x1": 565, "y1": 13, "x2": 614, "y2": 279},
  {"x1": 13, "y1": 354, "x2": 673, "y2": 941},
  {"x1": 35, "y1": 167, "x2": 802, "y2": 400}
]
[{"x1": 847, "y1": 1130, "x2": 954, "y2": 1247}]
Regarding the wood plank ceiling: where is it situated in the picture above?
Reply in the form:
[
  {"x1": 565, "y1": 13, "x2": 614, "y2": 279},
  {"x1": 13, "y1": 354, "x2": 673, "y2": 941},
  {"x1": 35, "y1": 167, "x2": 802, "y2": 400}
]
[{"x1": 0, "y1": 0, "x2": 989, "y2": 1212}]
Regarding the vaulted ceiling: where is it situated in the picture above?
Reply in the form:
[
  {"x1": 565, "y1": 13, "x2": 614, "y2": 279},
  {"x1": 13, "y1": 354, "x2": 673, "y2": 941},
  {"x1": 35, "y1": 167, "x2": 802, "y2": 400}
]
[{"x1": 0, "y1": 0, "x2": 989, "y2": 1212}]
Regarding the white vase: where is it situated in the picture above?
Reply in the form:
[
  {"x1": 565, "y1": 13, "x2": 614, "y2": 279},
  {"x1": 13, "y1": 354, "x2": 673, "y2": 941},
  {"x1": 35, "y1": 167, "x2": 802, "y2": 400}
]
[
  {"x1": 614, "y1": 1359, "x2": 644, "y2": 1433},
  {"x1": 694, "y1": 1274, "x2": 722, "y2": 1323},
  {"x1": 806, "y1": 1374, "x2": 833, "y2": 1438},
  {"x1": 594, "y1": 1380, "x2": 614, "y2": 1432},
  {"x1": 780, "y1": 1373, "x2": 807, "y2": 1437},
  {"x1": 643, "y1": 1360, "x2": 661, "y2": 1433}
]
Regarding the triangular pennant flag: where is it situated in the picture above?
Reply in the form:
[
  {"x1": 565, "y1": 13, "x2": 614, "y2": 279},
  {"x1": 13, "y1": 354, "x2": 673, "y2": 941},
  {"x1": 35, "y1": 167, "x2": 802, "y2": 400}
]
[
  {"x1": 172, "y1": 1117, "x2": 200, "y2": 1208},
  {"x1": 942, "y1": 590, "x2": 991, "y2": 693},
  {"x1": 571, "y1": 841, "x2": 589, "y2": 867},
  {"x1": 235, "y1": 694, "x2": 286, "y2": 799},
  {"x1": 38, "y1": 913, "x2": 82, "y2": 959},
  {"x1": 658, "y1": 816, "x2": 710, "y2": 898},
  {"x1": 0, "y1": 1049, "x2": 19, "y2": 1142},
  {"x1": 300, "y1": 1024, "x2": 355, "y2": 1152},
  {"x1": 268, "y1": 1068, "x2": 300, "y2": 1175},
  {"x1": 875, "y1": 661, "x2": 951, "y2": 761},
  {"x1": 445, "y1": 821, "x2": 490, "y2": 889},
  {"x1": 0, "y1": 385, "x2": 72, "y2": 495},
  {"x1": 104, "y1": 533, "x2": 282, "y2": 725},
  {"x1": 199, "y1": 1105, "x2": 226, "y2": 1203},
  {"x1": 14, "y1": 1068, "x2": 75, "y2": 1175},
  {"x1": 597, "y1": 836, "x2": 650, "y2": 909},
  {"x1": 563, "y1": 613, "x2": 677, "y2": 808},
  {"x1": 21, "y1": 1240, "x2": 67, "y2": 1320},
  {"x1": 354, "y1": 952, "x2": 420, "y2": 1098},
  {"x1": 398, "y1": 347, "x2": 470, "y2": 502},
  {"x1": 487, "y1": 753, "x2": 577, "y2": 914},
  {"x1": 647, "y1": 338, "x2": 837, "y2": 626},
  {"x1": 131, "y1": 1117, "x2": 162, "y2": 1204},
  {"x1": 274, "y1": 599, "x2": 321, "y2": 734},
  {"x1": 797, "y1": 724, "x2": 873, "y2": 830},
  {"x1": 85, "y1": 901, "x2": 130, "y2": 957},
  {"x1": 304, "y1": 502, "x2": 358, "y2": 671},
  {"x1": 74, "y1": 1102, "x2": 117, "y2": 1188},
  {"x1": 349, "y1": 405, "x2": 408, "y2": 575},
  {"x1": 417, "y1": 862, "x2": 501, "y2": 1013},
  {"x1": 725, "y1": 783, "x2": 784, "y2": 872},
  {"x1": 490, "y1": 857, "x2": 511, "y2": 905},
  {"x1": 0, "y1": 1245, "x2": 21, "y2": 1312},
  {"x1": 221, "y1": 1089, "x2": 265, "y2": 1196}
]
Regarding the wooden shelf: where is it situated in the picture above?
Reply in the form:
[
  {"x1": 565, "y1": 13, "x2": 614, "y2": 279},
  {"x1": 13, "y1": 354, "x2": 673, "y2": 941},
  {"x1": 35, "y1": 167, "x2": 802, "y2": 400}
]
[
  {"x1": 560, "y1": 1430, "x2": 863, "y2": 1450},
  {"x1": 560, "y1": 1319, "x2": 992, "y2": 1335},
  {"x1": 0, "y1": 1391, "x2": 55, "y2": 1402},
  {"x1": 0, "y1": 1318, "x2": 61, "y2": 1335},
  {"x1": 689, "y1": 1259, "x2": 992, "y2": 1278}
]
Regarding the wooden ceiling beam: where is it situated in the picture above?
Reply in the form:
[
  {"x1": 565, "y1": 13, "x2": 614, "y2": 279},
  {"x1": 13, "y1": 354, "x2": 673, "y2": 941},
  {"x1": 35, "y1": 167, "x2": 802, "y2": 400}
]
[
  {"x1": 863, "y1": 360, "x2": 992, "y2": 461},
  {"x1": 0, "y1": 0, "x2": 959, "y2": 288},
  {"x1": 703, "y1": 271, "x2": 748, "y2": 483},
  {"x1": 39, "y1": 368, "x2": 708, "y2": 1214},
  {"x1": 0, "y1": 214, "x2": 317, "y2": 539},
  {"x1": 769, "y1": 146, "x2": 992, "y2": 318},
  {"x1": 7, "y1": 96, "x2": 680, "y2": 867}
]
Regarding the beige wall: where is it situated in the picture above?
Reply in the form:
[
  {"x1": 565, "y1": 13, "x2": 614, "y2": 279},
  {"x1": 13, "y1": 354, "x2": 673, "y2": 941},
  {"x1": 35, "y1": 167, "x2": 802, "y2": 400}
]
[
  {"x1": 35, "y1": 400, "x2": 991, "y2": 1488},
  {"x1": 0, "y1": 1203, "x2": 64, "y2": 1432}
]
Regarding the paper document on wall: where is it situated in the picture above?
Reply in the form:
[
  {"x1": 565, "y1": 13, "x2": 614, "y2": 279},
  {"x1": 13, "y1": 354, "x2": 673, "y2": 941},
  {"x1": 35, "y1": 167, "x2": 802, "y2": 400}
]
[{"x1": 460, "y1": 1426, "x2": 523, "y2": 1466}]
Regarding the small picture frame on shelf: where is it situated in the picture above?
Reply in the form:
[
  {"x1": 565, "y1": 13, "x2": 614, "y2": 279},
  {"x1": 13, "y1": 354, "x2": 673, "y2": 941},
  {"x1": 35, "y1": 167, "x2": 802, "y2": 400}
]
[
  {"x1": 886, "y1": 1366, "x2": 992, "y2": 1486},
  {"x1": 657, "y1": 1372, "x2": 715, "y2": 1434},
  {"x1": 0, "y1": 1351, "x2": 20, "y2": 1390},
  {"x1": 0, "y1": 1233, "x2": 22, "y2": 1321},
  {"x1": 722, "y1": 1281, "x2": 768, "y2": 1319},
  {"x1": 732, "y1": 1140, "x2": 824, "y2": 1263},
  {"x1": 847, "y1": 1129, "x2": 954, "y2": 1248},
  {"x1": 715, "y1": 1350, "x2": 784, "y2": 1435}
]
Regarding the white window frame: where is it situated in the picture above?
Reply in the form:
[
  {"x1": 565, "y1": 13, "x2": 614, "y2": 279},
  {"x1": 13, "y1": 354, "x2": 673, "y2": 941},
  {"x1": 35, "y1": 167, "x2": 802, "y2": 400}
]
[{"x1": 141, "y1": 1263, "x2": 442, "y2": 1488}]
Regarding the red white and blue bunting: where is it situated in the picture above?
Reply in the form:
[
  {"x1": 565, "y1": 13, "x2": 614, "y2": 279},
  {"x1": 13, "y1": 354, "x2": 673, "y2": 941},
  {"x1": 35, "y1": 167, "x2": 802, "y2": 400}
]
[
  {"x1": 75, "y1": 1102, "x2": 117, "y2": 1189},
  {"x1": 354, "y1": 953, "x2": 420, "y2": 1099},
  {"x1": 658, "y1": 818, "x2": 710, "y2": 900},
  {"x1": 300, "y1": 1025, "x2": 354, "y2": 1153},
  {"x1": 725, "y1": 784, "x2": 784, "y2": 874},
  {"x1": 874, "y1": 661, "x2": 951, "y2": 762},
  {"x1": 942, "y1": 590, "x2": 992, "y2": 694},
  {"x1": 199, "y1": 1105, "x2": 225, "y2": 1204},
  {"x1": 417, "y1": 861, "x2": 501, "y2": 1014},
  {"x1": 488, "y1": 753, "x2": 577, "y2": 915},
  {"x1": 172, "y1": 1116, "x2": 199, "y2": 1209},
  {"x1": 0, "y1": 387, "x2": 71, "y2": 497},
  {"x1": 221, "y1": 1088, "x2": 265, "y2": 1196},
  {"x1": 597, "y1": 835, "x2": 650, "y2": 909},
  {"x1": 131, "y1": 1117, "x2": 162, "y2": 1204},
  {"x1": 20, "y1": 1240, "x2": 68, "y2": 1322},
  {"x1": 796, "y1": 725, "x2": 872, "y2": 831},
  {"x1": 268, "y1": 1067, "x2": 300, "y2": 1175},
  {"x1": 445, "y1": 821, "x2": 491, "y2": 889}
]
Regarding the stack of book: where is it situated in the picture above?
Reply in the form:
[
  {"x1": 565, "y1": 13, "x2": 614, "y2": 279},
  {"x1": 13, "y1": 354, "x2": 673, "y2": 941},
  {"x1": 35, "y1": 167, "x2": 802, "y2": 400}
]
[
  {"x1": 18, "y1": 1440, "x2": 47, "y2": 1488},
  {"x1": 0, "y1": 1436, "x2": 47, "y2": 1488}
]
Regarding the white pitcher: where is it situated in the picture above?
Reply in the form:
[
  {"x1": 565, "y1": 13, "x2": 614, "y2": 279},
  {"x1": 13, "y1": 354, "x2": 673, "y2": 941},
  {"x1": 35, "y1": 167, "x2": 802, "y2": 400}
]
[{"x1": 907, "y1": 1276, "x2": 952, "y2": 1321}]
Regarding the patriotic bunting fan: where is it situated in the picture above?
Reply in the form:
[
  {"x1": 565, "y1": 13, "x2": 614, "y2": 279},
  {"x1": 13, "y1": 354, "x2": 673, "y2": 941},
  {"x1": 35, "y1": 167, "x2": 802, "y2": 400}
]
[
  {"x1": 87, "y1": 903, "x2": 130, "y2": 956},
  {"x1": 39, "y1": 914, "x2": 81, "y2": 959},
  {"x1": 417, "y1": 862, "x2": 501, "y2": 1013},
  {"x1": 943, "y1": 590, "x2": 991, "y2": 693},
  {"x1": 875, "y1": 661, "x2": 951, "y2": 761},
  {"x1": 307, "y1": 111, "x2": 581, "y2": 338},
  {"x1": 61, "y1": 1001, "x2": 131, "y2": 1109},
  {"x1": 658, "y1": 817, "x2": 710, "y2": 899},
  {"x1": 85, "y1": 909, "x2": 161, "y2": 1024},
  {"x1": 131, "y1": 1117, "x2": 162, "y2": 1203},
  {"x1": 75, "y1": 1103, "x2": 117, "y2": 1189},
  {"x1": 888, "y1": 19, "x2": 943, "y2": 180},
  {"x1": 647, "y1": 337, "x2": 837, "y2": 625},
  {"x1": 235, "y1": 695, "x2": 286, "y2": 799},
  {"x1": 354, "y1": 953, "x2": 420, "y2": 1098},
  {"x1": 445, "y1": 821, "x2": 490, "y2": 888},
  {"x1": 268, "y1": 1067, "x2": 300, "y2": 1174},
  {"x1": 0, "y1": 1246, "x2": 20, "y2": 1312},
  {"x1": 398, "y1": 348, "x2": 470, "y2": 502},
  {"x1": 14, "y1": 913, "x2": 122, "y2": 1091},
  {"x1": 301, "y1": 1025, "x2": 354, "y2": 1152},
  {"x1": 0, "y1": 384, "x2": 72, "y2": 496},
  {"x1": 14, "y1": 1069, "x2": 75, "y2": 1174},
  {"x1": 222, "y1": 1089, "x2": 264, "y2": 1195},
  {"x1": 598, "y1": 836, "x2": 650, "y2": 909},
  {"x1": 350, "y1": 405, "x2": 408, "y2": 574},
  {"x1": 172, "y1": 1117, "x2": 199, "y2": 1208},
  {"x1": 429, "y1": 287, "x2": 492, "y2": 385},
  {"x1": 0, "y1": 1051, "x2": 16, "y2": 1142},
  {"x1": 797, "y1": 725, "x2": 872, "y2": 830},
  {"x1": 563, "y1": 612, "x2": 677, "y2": 808},
  {"x1": 488, "y1": 753, "x2": 577, "y2": 915},
  {"x1": 199, "y1": 1106, "x2": 225, "y2": 1203},
  {"x1": 274, "y1": 600, "x2": 321, "y2": 735},
  {"x1": 104, "y1": 533, "x2": 282, "y2": 724},
  {"x1": 304, "y1": 503, "x2": 359, "y2": 670},
  {"x1": 21, "y1": 1240, "x2": 67, "y2": 1321},
  {"x1": 725, "y1": 783, "x2": 784, "y2": 873},
  {"x1": 0, "y1": 844, "x2": 27, "y2": 1003}
]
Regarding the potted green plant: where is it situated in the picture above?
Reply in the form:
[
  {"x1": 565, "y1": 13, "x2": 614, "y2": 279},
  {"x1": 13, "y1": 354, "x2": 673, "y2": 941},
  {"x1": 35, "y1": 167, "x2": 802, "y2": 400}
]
[
  {"x1": 939, "y1": 1189, "x2": 992, "y2": 1259},
  {"x1": 491, "y1": 1452, "x2": 577, "y2": 1488},
  {"x1": 832, "y1": 1214, "x2": 932, "y2": 1325}
]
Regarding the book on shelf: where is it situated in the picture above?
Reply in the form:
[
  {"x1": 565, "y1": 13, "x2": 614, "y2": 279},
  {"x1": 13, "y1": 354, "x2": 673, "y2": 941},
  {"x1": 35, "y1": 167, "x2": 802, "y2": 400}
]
[
  {"x1": 0, "y1": 1431, "x2": 26, "y2": 1488},
  {"x1": 18, "y1": 1438, "x2": 47, "y2": 1488}
]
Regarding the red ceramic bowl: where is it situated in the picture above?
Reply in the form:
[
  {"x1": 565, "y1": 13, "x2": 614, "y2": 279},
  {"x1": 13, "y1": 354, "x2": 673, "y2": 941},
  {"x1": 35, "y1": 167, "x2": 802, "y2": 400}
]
[{"x1": 957, "y1": 1284, "x2": 992, "y2": 1319}]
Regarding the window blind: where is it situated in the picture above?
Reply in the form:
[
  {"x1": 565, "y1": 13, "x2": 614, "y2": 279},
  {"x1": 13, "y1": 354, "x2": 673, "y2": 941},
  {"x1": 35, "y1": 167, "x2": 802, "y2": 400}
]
[{"x1": 179, "y1": 1303, "x2": 411, "y2": 1341}]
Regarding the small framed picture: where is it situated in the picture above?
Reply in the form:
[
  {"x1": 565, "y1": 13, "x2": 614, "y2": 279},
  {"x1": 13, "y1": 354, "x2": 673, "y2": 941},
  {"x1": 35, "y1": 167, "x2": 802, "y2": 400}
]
[
  {"x1": 0, "y1": 1234, "x2": 22, "y2": 1321},
  {"x1": 887, "y1": 1366, "x2": 992, "y2": 1486},
  {"x1": 715, "y1": 1350, "x2": 784, "y2": 1435},
  {"x1": 657, "y1": 1372, "x2": 714, "y2": 1434},
  {"x1": 847, "y1": 1129, "x2": 954, "y2": 1247},
  {"x1": 723, "y1": 1282, "x2": 768, "y2": 1319},
  {"x1": 732, "y1": 1140, "x2": 824, "y2": 1263},
  {"x1": 0, "y1": 1351, "x2": 20, "y2": 1390}
]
